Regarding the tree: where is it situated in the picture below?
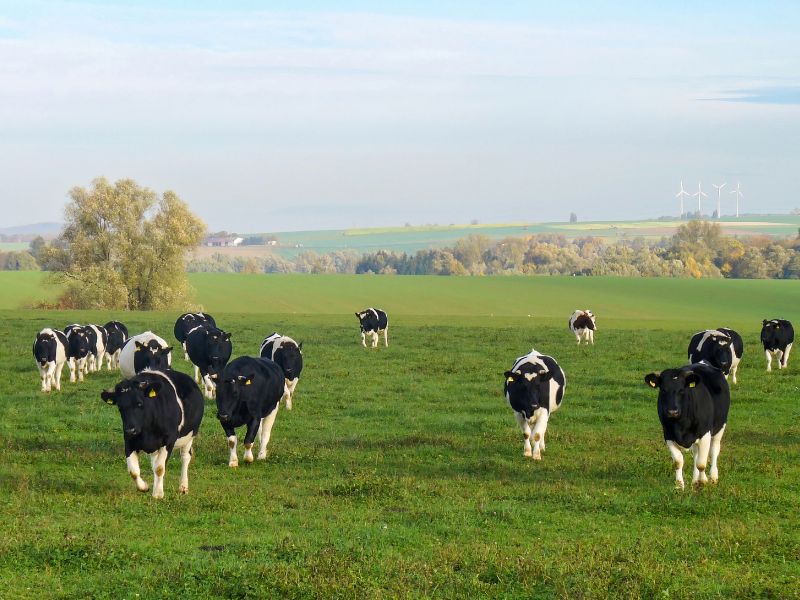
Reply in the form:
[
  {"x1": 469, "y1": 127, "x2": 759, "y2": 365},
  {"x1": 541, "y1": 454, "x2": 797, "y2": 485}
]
[
  {"x1": 52, "y1": 177, "x2": 206, "y2": 309},
  {"x1": 570, "y1": 212, "x2": 578, "y2": 223}
]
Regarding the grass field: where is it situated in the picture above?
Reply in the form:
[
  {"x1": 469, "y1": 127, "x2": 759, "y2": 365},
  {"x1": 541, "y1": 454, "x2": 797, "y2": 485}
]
[{"x1": 1, "y1": 274, "x2": 799, "y2": 598}]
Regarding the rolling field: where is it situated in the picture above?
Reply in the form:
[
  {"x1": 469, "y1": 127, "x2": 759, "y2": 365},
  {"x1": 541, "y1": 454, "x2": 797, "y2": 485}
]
[{"x1": 1, "y1": 275, "x2": 799, "y2": 598}]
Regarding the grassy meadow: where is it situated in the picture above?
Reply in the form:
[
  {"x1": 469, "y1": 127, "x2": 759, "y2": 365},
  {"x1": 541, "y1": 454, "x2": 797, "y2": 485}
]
[{"x1": 1, "y1": 273, "x2": 799, "y2": 598}]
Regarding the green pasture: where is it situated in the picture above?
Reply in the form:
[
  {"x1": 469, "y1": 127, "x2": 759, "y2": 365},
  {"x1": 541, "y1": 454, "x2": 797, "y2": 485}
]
[{"x1": 1, "y1": 275, "x2": 799, "y2": 598}]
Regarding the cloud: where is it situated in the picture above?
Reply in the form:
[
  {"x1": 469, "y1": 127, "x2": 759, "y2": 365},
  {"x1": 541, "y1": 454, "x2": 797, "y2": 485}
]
[{"x1": 704, "y1": 86, "x2": 800, "y2": 105}]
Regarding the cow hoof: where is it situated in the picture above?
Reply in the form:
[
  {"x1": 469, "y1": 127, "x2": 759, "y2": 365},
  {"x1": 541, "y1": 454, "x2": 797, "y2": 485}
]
[
  {"x1": 179, "y1": 485, "x2": 188, "y2": 494},
  {"x1": 136, "y1": 482, "x2": 149, "y2": 492},
  {"x1": 675, "y1": 482, "x2": 685, "y2": 491},
  {"x1": 257, "y1": 452, "x2": 267, "y2": 460},
  {"x1": 244, "y1": 455, "x2": 254, "y2": 464},
  {"x1": 152, "y1": 492, "x2": 164, "y2": 500},
  {"x1": 532, "y1": 453, "x2": 542, "y2": 461},
  {"x1": 228, "y1": 461, "x2": 238, "y2": 468},
  {"x1": 523, "y1": 450, "x2": 532, "y2": 458},
  {"x1": 710, "y1": 477, "x2": 719, "y2": 484}
]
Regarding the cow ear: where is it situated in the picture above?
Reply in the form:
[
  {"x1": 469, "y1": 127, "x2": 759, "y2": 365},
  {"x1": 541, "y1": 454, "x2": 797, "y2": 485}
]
[
  {"x1": 685, "y1": 372, "x2": 700, "y2": 389},
  {"x1": 161, "y1": 346, "x2": 173, "y2": 354},
  {"x1": 224, "y1": 333, "x2": 231, "y2": 340},
  {"x1": 539, "y1": 371, "x2": 554, "y2": 381},
  {"x1": 763, "y1": 320, "x2": 768, "y2": 326},
  {"x1": 146, "y1": 379, "x2": 163, "y2": 398},
  {"x1": 101, "y1": 389, "x2": 116, "y2": 405},
  {"x1": 503, "y1": 370, "x2": 515, "y2": 383},
  {"x1": 135, "y1": 341, "x2": 146, "y2": 350},
  {"x1": 297, "y1": 342, "x2": 303, "y2": 351},
  {"x1": 644, "y1": 373, "x2": 661, "y2": 389}
]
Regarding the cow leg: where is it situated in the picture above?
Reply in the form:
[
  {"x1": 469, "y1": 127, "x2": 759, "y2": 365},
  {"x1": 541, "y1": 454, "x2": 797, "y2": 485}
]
[
  {"x1": 243, "y1": 418, "x2": 261, "y2": 464},
  {"x1": 574, "y1": 331, "x2": 581, "y2": 344},
  {"x1": 55, "y1": 361, "x2": 64, "y2": 391},
  {"x1": 182, "y1": 342, "x2": 189, "y2": 361},
  {"x1": 730, "y1": 357, "x2": 739, "y2": 385},
  {"x1": 589, "y1": 330, "x2": 594, "y2": 345},
  {"x1": 178, "y1": 439, "x2": 193, "y2": 494},
  {"x1": 68, "y1": 357, "x2": 76, "y2": 382},
  {"x1": 127, "y1": 452, "x2": 149, "y2": 492},
  {"x1": 38, "y1": 364, "x2": 48, "y2": 392},
  {"x1": 97, "y1": 350, "x2": 105, "y2": 371},
  {"x1": 776, "y1": 349, "x2": 784, "y2": 369},
  {"x1": 531, "y1": 410, "x2": 549, "y2": 460},
  {"x1": 666, "y1": 441, "x2": 685, "y2": 490},
  {"x1": 226, "y1": 432, "x2": 239, "y2": 467},
  {"x1": 282, "y1": 380, "x2": 292, "y2": 410},
  {"x1": 257, "y1": 404, "x2": 280, "y2": 460},
  {"x1": 360, "y1": 331, "x2": 367, "y2": 347},
  {"x1": 46, "y1": 362, "x2": 57, "y2": 392},
  {"x1": 194, "y1": 364, "x2": 200, "y2": 383},
  {"x1": 372, "y1": 331, "x2": 379, "y2": 348},
  {"x1": 514, "y1": 412, "x2": 533, "y2": 457},
  {"x1": 782, "y1": 343, "x2": 792, "y2": 368},
  {"x1": 383, "y1": 327, "x2": 389, "y2": 347},
  {"x1": 765, "y1": 350, "x2": 772, "y2": 372},
  {"x1": 709, "y1": 425, "x2": 725, "y2": 484},
  {"x1": 78, "y1": 358, "x2": 86, "y2": 381},
  {"x1": 150, "y1": 446, "x2": 168, "y2": 499},
  {"x1": 692, "y1": 432, "x2": 711, "y2": 485},
  {"x1": 202, "y1": 373, "x2": 214, "y2": 399}
]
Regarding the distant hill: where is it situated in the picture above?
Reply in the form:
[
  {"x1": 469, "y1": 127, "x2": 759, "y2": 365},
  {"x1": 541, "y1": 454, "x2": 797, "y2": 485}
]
[{"x1": 0, "y1": 222, "x2": 62, "y2": 237}]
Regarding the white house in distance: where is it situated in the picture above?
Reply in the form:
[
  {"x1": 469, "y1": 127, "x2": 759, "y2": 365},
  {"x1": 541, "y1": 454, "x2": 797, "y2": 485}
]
[{"x1": 204, "y1": 235, "x2": 244, "y2": 247}]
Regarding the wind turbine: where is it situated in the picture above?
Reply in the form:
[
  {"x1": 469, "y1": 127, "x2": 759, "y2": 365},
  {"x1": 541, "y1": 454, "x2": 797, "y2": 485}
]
[
  {"x1": 730, "y1": 182, "x2": 743, "y2": 218},
  {"x1": 675, "y1": 181, "x2": 690, "y2": 217},
  {"x1": 712, "y1": 183, "x2": 726, "y2": 219},
  {"x1": 693, "y1": 182, "x2": 707, "y2": 216}
]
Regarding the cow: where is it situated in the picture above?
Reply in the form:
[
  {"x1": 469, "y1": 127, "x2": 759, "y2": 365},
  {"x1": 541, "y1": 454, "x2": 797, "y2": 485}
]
[
  {"x1": 185, "y1": 325, "x2": 232, "y2": 399},
  {"x1": 101, "y1": 369, "x2": 204, "y2": 499},
  {"x1": 64, "y1": 324, "x2": 91, "y2": 382},
  {"x1": 260, "y1": 332, "x2": 303, "y2": 409},
  {"x1": 119, "y1": 331, "x2": 173, "y2": 379},
  {"x1": 84, "y1": 324, "x2": 108, "y2": 373},
  {"x1": 32, "y1": 328, "x2": 68, "y2": 392},
  {"x1": 503, "y1": 349, "x2": 566, "y2": 460},
  {"x1": 103, "y1": 321, "x2": 129, "y2": 370},
  {"x1": 688, "y1": 328, "x2": 744, "y2": 384},
  {"x1": 355, "y1": 308, "x2": 389, "y2": 348},
  {"x1": 174, "y1": 312, "x2": 217, "y2": 360},
  {"x1": 644, "y1": 363, "x2": 730, "y2": 490},
  {"x1": 215, "y1": 356, "x2": 284, "y2": 468},
  {"x1": 568, "y1": 309, "x2": 597, "y2": 345},
  {"x1": 761, "y1": 319, "x2": 794, "y2": 371}
]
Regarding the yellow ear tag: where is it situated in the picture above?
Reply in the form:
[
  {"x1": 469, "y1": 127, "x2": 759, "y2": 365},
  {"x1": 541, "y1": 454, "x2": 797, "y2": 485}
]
[
  {"x1": 105, "y1": 399, "x2": 114, "y2": 405},
  {"x1": 148, "y1": 389, "x2": 157, "y2": 397},
  {"x1": 648, "y1": 380, "x2": 657, "y2": 388},
  {"x1": 245, "y1": 379, "x2": 252, "y2": 385},
  {"x1": 506, "y1": 377, "x2": 514, "y2": 383},
  {"x1": 688, "y1": 382, "x2": 696, "y2": 388}
]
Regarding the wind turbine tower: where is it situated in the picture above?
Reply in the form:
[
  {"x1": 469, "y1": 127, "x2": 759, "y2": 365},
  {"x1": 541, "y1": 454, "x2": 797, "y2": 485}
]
[
  {"x1": 693, "y1": 182, "x2": 707, "y2": 216},
  {"x1": 675, "y1": 180, "x2": 690, "y2": 217},
  {"x1": 730, "y1": 182, "x2": 743, "y2": 218},
  {"x1": 712, "y1": 183, "x2": 726, "y2": 219}
]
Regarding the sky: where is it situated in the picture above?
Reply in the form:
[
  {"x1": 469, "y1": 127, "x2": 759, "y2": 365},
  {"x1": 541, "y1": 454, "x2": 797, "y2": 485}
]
[{"x1": 1, "y1": 1, "x2": 799, "y2": 232}]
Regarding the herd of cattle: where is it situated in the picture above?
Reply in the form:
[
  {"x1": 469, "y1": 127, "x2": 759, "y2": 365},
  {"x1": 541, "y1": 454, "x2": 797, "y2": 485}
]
[
  {"x1": 31, "y1": 306, "x2": 794, "y2": 496},
  {"x1": 507, "y1": 310, "x2": 794, "y2": 490}
]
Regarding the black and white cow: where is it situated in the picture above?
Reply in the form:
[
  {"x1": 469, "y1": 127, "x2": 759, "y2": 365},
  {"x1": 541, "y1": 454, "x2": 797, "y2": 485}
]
[
  {"x1": 504, "y1": 349, "x2": 566, "y2": 460},
  {"x1": 761, "y1": 319, "x2": 794, "y2": 371},
  {"x1": 644, "y1": 363, "x2": 730, "y2": 490},
  {"x1": 186, "y1": 325, "x2": 232, "y2": 399},
  {"x1": 174, "y1": 312, "x2": 216, "y2": 360},
  {"x1": 102, "y1": 369, "x2": 204, "y2": 499},
  {"x1": 32, "y1": 328, "x2": 68, "y2": 392},
  {"x1": 119, "y1": 331, "x2": 173, "y2": 379},
  {"x1": 215, "y1": 356, "x2": 284, "y2": 467},
  {"x1": 64, "y1": 324, "x2": 91, "y2": 382},
  {"x1": 103, "y1": 321, "x2": 129, "y2": 370},
  {"x1": 688, "y1": 328, "x2": 744, "y2": 384},
  {"x1": 84, "y1": 324, "x2": 108, "y2": 373},
  {"x1": 355, "y1": 308, "x2": 389, "y2": 348},
  {"x1": 568, "y1": 309, "x2": 597, "y2": 345},
  {"x1": 260, "y1": 333, "x2": 303, "y2": 409}
]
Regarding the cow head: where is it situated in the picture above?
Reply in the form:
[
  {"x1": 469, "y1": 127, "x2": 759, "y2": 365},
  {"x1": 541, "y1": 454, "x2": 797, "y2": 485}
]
[
  {"x1": 135, "y1": 340, "x2": 172, "y2": 371},
  {"x1": 504, "y1": 368, "x2": 554, "y2": 419},
  {"x1": 275, "y1": 342, "x2": 303, "y2": 380},
  {"x1": 205, "y1": 329, "x2": 232, "y2": 381},
  {"x1": 645, "y1": 369, "x2": 701, "y2": 420},
  {"x1": 67, "y1": 328, "x2": 91, "y2": 359},
  {"x1": 761, "y1": 320, "x2": 785, "y2": 348},
  {"x1": 216, "y1": 373, "x2": 253, "y2": 422},
  {"x1": 33, "y1": 332, "x2": 56, "y2": 366},
  {"x1": 708, "y1": 336, "x2": 733, "y2": 373},
  {"x1": 101, "y1": 376, "x2": 163, "y2": 437}
]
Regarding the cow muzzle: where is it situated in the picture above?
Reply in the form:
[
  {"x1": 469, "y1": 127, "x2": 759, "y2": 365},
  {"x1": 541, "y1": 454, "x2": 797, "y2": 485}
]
[
  {"x1": 667, "y1": 409, "x2": 680, "y2": 419},
  {"x1": 216, "y1": 413, "x2": 229, "y2": 422},
  {"x1": 124, "y1": 427, "x2": 139, "y2": 436}
]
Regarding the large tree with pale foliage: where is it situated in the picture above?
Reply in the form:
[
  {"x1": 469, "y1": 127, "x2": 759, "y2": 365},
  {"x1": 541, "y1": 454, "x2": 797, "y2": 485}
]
[{"x1": 50, "y1": 177, "x2": 206, "y2": 310}]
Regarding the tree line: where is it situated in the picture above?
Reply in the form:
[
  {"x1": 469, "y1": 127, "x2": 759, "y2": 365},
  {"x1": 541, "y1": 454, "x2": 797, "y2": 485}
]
[{"x1": 185, "y1": 220, "x2": 800, "y2": 279}]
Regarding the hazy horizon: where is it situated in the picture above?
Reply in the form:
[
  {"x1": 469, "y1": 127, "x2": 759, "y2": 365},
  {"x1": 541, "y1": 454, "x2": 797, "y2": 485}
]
[{"x1": 1, "y1": 1, "x2": 799, "y2": 231}]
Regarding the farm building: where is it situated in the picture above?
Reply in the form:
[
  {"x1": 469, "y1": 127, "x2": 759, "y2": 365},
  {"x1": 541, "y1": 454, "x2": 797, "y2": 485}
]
[{"x1": 204, "y1": 236, "x2": 244, "y2": 247}]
